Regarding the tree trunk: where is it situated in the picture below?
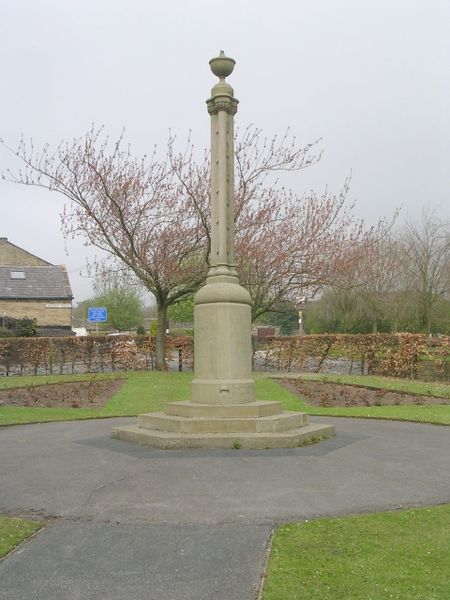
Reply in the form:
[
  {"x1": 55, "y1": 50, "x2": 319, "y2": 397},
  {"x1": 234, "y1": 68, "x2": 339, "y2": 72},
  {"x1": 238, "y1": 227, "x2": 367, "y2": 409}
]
[
  {"x1": 418, "y1": 292, "x2": 431, "y2": 333},
  {"x1": 155, "y1": 303, "x2": 168, "y2": 371},
  {"x1": 251, "y1": 334, "x2": 257, "y2": 371},
  {"x1": 372, "y1": 317, "x2": 378, "y2": 334}
]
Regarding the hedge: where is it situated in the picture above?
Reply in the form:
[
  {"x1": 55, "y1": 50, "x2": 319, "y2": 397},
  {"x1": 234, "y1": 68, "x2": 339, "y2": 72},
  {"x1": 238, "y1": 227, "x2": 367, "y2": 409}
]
[
  {"x1": 0, "y1": 333, "x2": 448, "y2": 379},
  {"x1": 255, "y1": 333, "x2": 450, "y2": 379},
  {"x1": 0, "y1": 335, "x2": 193, "y2": 376}
]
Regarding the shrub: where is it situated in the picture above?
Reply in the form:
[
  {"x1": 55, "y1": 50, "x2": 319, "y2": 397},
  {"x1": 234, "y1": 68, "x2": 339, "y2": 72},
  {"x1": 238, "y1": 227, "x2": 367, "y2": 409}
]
[
  {"x1": 15, "y1": 318, "x2": 37, "y2": 337},
  {"x1": 255, "y1": 333, "x2": 449, "y2": 379},
  {"x1": 0, "y1": 334, "x2": 194, "y2": 375},
  {"x1": 0, "y1": 333, "x2": 448, "y2": 379},
  {"x1": 0, "y1": 326, "x2": 15, "y2": 338}
]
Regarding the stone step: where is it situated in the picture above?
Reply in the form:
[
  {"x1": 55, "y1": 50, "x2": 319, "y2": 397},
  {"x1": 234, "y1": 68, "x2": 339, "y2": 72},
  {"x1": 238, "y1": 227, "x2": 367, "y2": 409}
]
[
  {"x1": 165, "y1": 400, "x2": 283, "y2": 418},
  {"x1": 111, "y1": 422, "x2": 335, "y2": 450},
  {"x1": 137, "y1": 411, "x2": 308, "y2": 434}
]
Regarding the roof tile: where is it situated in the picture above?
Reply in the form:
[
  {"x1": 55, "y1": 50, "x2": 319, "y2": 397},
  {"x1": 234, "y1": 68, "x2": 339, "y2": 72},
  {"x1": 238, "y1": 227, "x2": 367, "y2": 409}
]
[{"x1": 0, "y1": 266, "x2": 74, "y2": 300}]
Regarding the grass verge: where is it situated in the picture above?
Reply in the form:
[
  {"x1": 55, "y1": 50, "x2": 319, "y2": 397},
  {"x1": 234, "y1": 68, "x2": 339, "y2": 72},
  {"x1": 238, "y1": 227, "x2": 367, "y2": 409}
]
[
  {"x1": 0, "y1": 516, "x2": 43, "y2": 559},
  {"x1": 262, "y1": 504, "x2": 450, "y2": 600},
  {"x1": 0, "y1": 371, "x2": 448, "y2": 426}
]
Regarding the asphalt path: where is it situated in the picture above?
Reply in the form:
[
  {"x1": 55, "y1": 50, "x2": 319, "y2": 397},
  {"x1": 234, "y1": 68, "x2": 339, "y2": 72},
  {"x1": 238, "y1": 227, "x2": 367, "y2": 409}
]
[{"x1": 0, "y1": 416, "x2": 449, "y2": 599}]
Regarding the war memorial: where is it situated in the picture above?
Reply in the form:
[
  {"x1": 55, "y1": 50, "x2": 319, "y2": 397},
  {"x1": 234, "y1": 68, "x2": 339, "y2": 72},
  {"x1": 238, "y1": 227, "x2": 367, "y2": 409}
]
[{"x1": 112, "y1": 52, "x2": 334, "y2": 449}]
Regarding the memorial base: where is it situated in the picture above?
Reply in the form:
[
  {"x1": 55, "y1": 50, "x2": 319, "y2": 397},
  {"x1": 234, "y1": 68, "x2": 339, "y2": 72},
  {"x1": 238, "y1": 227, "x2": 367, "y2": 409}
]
[{"x1": 111, "y1": 400, "x2": 334, "y2": 449}]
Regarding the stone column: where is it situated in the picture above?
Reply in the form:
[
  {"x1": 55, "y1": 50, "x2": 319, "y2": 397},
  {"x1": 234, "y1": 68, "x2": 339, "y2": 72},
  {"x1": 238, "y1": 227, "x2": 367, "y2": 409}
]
[{"x1": 191, "y1": 51, "x2": 255, "y2": 405}]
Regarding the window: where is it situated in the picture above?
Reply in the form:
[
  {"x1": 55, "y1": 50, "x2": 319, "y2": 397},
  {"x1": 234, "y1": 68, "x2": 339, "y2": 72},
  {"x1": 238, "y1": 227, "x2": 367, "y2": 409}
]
[{"x1": 10, "y1": 271, "x2": 26, "y2": 279}]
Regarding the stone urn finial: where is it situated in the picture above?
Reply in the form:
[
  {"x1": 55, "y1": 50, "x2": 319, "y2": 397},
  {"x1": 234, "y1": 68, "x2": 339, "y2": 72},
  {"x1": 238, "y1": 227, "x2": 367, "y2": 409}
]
[{"x1": 209, "y1": 50, "x2": 235, "y2": 79}]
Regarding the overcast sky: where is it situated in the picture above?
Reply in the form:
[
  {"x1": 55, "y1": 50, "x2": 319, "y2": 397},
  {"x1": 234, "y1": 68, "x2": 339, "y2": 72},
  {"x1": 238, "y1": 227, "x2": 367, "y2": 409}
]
[{"x1": 1, "y1": 0, "x2": 449, "y2": 303}]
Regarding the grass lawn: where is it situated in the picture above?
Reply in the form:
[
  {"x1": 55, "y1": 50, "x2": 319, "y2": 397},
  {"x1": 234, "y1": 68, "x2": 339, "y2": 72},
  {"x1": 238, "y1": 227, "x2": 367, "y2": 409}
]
[
  {"x1": 0, "y1": 516, "x2": 43, "y2": 559},
  {"x1": 0, "y1": 371, "x2": 192, "y2": 426},
  {"x1": 262, "y1": 504, "x2": 450, "y2": 600},
  {"x1": 0, "y1": 371, "x2": 448, "y2": 426}
]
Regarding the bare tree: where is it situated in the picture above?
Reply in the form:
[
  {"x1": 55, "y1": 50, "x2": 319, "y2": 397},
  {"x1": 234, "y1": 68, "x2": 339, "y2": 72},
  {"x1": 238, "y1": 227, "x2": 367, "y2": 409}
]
[
  {"x1": 235, "y1": 180, "x2": 391, "y2": 320},
  {"x1": 399, "y1": 211, "x2": 450, "y2": 333},
  {"x1": 3, "y1": 128, "x2": 208, "y2": 369},
  {"x1": 173, "y1": 127, "x2": 390, "y2": 320},
  {"x1": 348, "y1": 236, "x2": 402, "y2": 333}
]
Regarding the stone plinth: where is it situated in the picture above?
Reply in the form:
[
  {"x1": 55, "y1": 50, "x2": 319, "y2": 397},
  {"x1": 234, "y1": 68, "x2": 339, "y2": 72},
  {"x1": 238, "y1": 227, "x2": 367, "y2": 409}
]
[
  {"x1": 111, "y1": 402, "x2": 334, "y2": 449},
  {"x1": 191, "y1": 279, "x2": 255, "y2": 405}
]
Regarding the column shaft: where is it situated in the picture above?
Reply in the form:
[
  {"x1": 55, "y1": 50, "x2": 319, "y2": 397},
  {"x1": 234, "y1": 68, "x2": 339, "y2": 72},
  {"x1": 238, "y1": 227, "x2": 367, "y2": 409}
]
[
  {"x1": 191, "y1": 53, "x2": 255, "y2": 405},
  {"x1": 217, "y1": 110, "x2": 228, "y2": 264}
]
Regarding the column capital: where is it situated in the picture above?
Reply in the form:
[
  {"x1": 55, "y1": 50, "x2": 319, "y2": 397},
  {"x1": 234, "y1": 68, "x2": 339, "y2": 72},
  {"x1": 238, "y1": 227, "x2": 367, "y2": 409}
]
[{"x1": 206, "y1": 95, "x2": 239, "y2": 115}]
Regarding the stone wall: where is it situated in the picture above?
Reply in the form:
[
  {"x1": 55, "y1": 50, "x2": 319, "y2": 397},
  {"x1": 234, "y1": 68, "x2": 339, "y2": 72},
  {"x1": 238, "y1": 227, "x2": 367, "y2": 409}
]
[
  {"x1": 0, "y1": 238, "x2": 51, "y2": 266},
  {"x1": 0, "y1": 300, "x2": 72, "y2": 326}
]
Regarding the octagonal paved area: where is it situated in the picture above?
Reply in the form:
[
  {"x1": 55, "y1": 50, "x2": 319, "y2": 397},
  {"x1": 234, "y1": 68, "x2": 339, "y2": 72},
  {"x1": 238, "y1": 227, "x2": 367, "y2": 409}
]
[{"x1": 0, "y1": 416, "x2": 449, "y2": 599}]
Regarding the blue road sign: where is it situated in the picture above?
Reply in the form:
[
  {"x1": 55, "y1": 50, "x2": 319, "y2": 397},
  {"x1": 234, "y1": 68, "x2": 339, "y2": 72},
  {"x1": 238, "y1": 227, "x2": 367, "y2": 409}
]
[{"x1": 88, "y1": 307, "x2": 108, "y2": 322}]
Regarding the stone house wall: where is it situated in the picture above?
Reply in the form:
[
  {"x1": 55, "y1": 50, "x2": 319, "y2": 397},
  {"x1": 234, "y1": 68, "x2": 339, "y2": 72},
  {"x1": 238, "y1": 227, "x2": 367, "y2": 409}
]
[
  {"x1": 0, "y1": 238, "x2": 51, "y2": 266},
  {"x1": 0, "y1": 300, "x2": 72, "y2": 327}
]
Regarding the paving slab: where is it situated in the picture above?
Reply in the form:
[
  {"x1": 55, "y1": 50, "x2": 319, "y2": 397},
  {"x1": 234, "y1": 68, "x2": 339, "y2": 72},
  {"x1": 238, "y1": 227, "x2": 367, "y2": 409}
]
[{"x1": 0, "y1": 521, "x2": 270, "y2": 600}]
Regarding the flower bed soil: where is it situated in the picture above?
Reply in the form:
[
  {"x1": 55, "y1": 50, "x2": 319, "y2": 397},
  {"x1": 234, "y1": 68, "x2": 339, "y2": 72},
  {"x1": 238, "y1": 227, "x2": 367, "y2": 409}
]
[
  {"x1": 279, "y1": 378, "x2": 449, "y2": 407},
  {"x1": 0, "y1": 379, "x2": 125, "y2": 409}
]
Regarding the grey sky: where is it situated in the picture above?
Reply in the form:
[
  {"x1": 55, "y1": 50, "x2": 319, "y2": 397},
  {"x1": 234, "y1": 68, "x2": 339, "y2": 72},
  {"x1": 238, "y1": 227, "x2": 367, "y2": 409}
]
[{"x1": 1, "y1": 0, "x2": 449, "y2": 302}]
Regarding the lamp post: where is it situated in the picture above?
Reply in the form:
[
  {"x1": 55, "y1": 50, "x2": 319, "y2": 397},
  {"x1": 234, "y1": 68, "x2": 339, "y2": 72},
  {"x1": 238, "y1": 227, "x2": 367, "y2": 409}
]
[{"x1": 297, "y1": 296, "x2": 306, "y2": 335}]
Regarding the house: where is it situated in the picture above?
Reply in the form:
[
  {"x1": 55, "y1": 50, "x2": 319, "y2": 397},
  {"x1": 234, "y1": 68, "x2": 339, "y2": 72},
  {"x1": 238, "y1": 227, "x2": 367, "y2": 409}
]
[{"x1": 0, "y1": 237, "x2": 73, "y2": 336}]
